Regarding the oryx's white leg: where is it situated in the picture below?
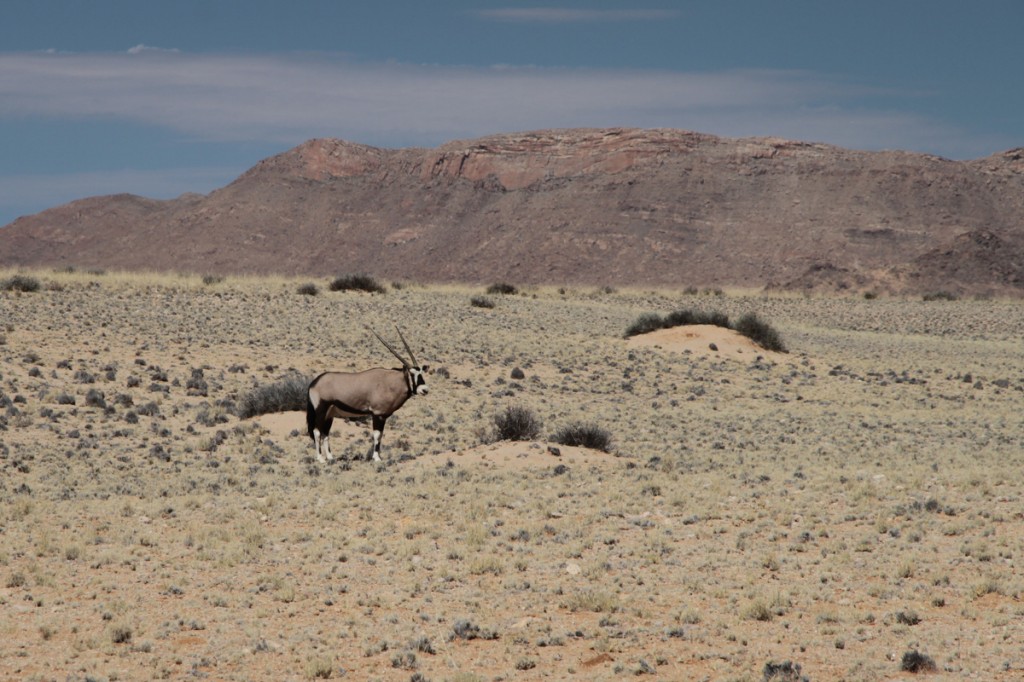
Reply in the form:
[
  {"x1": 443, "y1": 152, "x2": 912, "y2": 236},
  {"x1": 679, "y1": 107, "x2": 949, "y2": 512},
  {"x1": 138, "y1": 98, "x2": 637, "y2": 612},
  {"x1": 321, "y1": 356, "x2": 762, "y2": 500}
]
[
  {"x1": 323, "y1": 434, "x2": 334, "y2": 462},
  {"x1": 369, "y1": 429, "x2": 382, "y2": 462},
  {"x1": 313, "y1": 428, "x2": 326, "y2": 463},
  {"x1": 369, "y1": 414, "x2": 387, "y2": 462}
]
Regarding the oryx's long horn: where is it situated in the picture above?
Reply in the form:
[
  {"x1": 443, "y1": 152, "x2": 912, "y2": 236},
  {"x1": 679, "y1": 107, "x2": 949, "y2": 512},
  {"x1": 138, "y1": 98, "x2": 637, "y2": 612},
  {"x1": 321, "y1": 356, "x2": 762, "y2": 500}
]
[
  {"x1": 367, "y1": 326, "x2": 410, "y2": 368},
  {"x1": 394, "y1": 325, "x2": 419, "y2": 368}
]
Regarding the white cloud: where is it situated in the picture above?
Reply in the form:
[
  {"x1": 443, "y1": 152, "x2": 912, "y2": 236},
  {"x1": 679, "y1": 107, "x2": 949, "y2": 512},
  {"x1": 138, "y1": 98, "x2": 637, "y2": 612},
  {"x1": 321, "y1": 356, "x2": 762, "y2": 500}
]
[
  {"x1": 126, "y1": 44, "x2": 181, "y2": 55},
  {"x1": 0, "y1": 50, "x2": 990, "y2": 158}
]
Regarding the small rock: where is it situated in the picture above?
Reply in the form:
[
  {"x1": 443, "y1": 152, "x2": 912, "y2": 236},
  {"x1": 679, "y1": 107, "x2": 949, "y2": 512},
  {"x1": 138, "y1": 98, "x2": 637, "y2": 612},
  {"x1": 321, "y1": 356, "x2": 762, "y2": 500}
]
[
  {"x1": 709, "y1": 342, "x2": 719, "y2": 351},
  {"x1": 547, "y1": 445, "x2": 561, "y2": 457}
]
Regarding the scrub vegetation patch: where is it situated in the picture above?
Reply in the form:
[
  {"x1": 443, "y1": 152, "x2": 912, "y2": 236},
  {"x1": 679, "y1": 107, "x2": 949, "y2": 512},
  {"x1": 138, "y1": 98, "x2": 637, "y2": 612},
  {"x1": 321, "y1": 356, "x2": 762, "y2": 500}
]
[{"x1": 1, "y1": 268, "x2": 1022, "y2": 681}]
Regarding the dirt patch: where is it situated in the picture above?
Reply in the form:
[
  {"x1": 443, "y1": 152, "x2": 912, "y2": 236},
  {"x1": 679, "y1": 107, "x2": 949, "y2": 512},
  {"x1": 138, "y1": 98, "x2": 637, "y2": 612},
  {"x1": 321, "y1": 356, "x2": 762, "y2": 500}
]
[{"x1": 253, "y1": 410, "x2": 307, "y2": 440}]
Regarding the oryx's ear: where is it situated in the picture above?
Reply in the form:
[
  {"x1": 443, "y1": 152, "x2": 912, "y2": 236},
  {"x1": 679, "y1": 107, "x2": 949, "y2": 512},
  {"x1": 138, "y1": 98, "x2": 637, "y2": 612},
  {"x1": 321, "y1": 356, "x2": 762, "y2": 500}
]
[{"x1": 420, "y1": 364, "x2": 430, "y2": 373}]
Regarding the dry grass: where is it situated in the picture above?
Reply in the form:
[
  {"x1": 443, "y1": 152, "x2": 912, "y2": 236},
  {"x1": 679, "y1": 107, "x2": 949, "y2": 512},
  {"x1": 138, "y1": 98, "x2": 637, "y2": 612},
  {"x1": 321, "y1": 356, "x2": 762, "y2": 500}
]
[{"x1": 1, "y1": 268, "x2": 1023, "y2": 680}]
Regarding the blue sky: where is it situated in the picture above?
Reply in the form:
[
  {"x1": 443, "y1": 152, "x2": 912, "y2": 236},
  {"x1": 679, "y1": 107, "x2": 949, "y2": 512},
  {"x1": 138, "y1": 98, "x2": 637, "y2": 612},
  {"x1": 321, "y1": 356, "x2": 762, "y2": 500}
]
[{"x1": 2, "y1": 1, "x2": 1022, "y2": 226}]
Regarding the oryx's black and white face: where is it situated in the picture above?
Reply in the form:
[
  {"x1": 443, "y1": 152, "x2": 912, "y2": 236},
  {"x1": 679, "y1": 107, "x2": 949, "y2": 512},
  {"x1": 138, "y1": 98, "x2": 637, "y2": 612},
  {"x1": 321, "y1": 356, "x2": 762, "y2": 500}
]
[
  {"x1": 408, "y1": 365, "x2": 429, "y2": 396},
  {"x1": 369, "y1": 325, "x2": 429, "y2": 399}
]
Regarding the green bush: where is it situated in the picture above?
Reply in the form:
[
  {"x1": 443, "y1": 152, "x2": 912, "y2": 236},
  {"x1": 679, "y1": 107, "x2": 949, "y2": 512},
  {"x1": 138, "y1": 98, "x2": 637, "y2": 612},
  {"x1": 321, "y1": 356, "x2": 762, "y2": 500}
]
[
  {"x1": 329, "y1": 274, "x2": 386, "y2": 294},
  {"x1": 490, "y1": 405, "x2": 542, "y2": 442},
  {"x1": 551, "y1": 422, "x2": 613, "y2": 452},
  {"x1": 623, "y1": 313, "x2": 665, "y2": 338},
  {"x1": 732, "y1": 313, "x2": 787, "y2": 353},
  {"x1": 486, "y1": 282, "x2": 518, "y2": 295},
  {"x1": 296, "y1": 283, "x2": 320, "y2": 296},
  {"x1": 900, "y1": 650, "x2": 936, "y2": 673},
  {"x1": 665, "y1": 309, "x2": 730, "y2": 329},
  {"x1": 2, "y1": 275, "x2": 41, "y2": 292},
  {"x1": 237, "y1": 373, "x2": 309, "y2": 419},
  {"x1": 470, "y1": 296, "x2": 495, "y2": 309},
  {"x1": 922, "y1": 291, "x2": 958, "y2": 302}
]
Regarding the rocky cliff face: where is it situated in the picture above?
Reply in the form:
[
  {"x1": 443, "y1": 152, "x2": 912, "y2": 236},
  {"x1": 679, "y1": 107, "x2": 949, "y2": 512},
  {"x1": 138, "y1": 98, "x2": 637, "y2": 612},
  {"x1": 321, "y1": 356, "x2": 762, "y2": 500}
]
[{"x1": 2, "y1": 128, "x2": 1022, "y2": 296}]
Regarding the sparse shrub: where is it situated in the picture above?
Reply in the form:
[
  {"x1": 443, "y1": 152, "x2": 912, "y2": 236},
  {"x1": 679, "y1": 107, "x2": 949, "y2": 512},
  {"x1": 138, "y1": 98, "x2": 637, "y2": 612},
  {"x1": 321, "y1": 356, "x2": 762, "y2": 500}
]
[
  {"x1": 625, "y1": 309, "x2": 728, "y2": 337},
  {"x1": 550, "y1": 422, "x2": 612, "y2": 452},
  {"x1": 201, "y1": 274, "x2": 224, "y2": 285},
  {"x1": 1, "y1": 275, "x2": 41, "y2": 292},
  {"x1": 391, "y1": 651, "x2": 417, "y2": 670},
  {"x1": 623, "y1": 313, "x2": 665, "y2": 337},
  {"x1": 486, "y1": 282, "x2": 518, "y2": 295},
  {"x1": 196, "y1": 403, "x2": 230, "y2": 427},
  {"x1": 186, "y1": 369, "x2": 208, "y2": 396},
  {"x1": 742, "y1": 599, "x2": 774, "y2": 621},
  {"x1": 84, "y1": 389, "x2": 106, "y2": 409},
  {"x1": 664, "y1": 309, "x2": 730, "y2": 328},
  {"x1": 488, "y1": 405, "x2": 542, "y2": 442},
  {"x1": 150, "y1": 444, "x2": 170, "y2": 462},
  {"x1": 678, "y1": 609, "x2": 702, "y2": 625},
  {"x1": 305, "y1": 656, "x2": 334, "y2": 679},
  {"x1": 329, "y1": 274, "x2": 386, "y2": 294},
  {"x1": 470, "y1": 295, "x2": 495, "y2": 309},
  {"x1": 733, "y1": 312, "x2": 787, "y2": 352},
  {"x1": 762, "y1": 660, "x2": 806, "y2": 681},
  {"x1": 110, "y1": 624, "x2": 133, "y2": 644},
  {"x1": 564, "y1": 589, "x2": 620, "y2": 613},
  {"x1": 410, "y1": 636, "x2": 435, "y2": 654},
  {"x1": 922, "y1": 290, "x2": 958, "y2": 302},
  {"x1": 900, "y1": 650, "x2": 936, "y2": 673},
  {"x1": 450, "y1": 620, "x2": 498, "y2": 641},
  {"x1": 297, "y1": 283, "x2": 320, "y2": 296},
  {"x1": 237, "y1": 373, "x2": 308, "y2": 419},
  {"x1": 895, "y1": 609, "x2": 921, "y2": 626}
]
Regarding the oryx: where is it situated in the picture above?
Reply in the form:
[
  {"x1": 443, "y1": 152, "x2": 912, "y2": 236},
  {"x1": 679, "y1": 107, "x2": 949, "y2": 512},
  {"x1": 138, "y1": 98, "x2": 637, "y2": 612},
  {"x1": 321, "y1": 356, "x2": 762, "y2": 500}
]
[{"x1": 306, "y1": 326, "x2": 428, "y2": 463}]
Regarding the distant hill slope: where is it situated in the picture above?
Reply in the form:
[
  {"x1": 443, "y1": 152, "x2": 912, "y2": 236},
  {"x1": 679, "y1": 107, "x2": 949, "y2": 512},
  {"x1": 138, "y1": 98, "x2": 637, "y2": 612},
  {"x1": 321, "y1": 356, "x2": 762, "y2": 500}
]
[{"x1": 2, "y1": 128, "x2": 1022, "y2": 296}]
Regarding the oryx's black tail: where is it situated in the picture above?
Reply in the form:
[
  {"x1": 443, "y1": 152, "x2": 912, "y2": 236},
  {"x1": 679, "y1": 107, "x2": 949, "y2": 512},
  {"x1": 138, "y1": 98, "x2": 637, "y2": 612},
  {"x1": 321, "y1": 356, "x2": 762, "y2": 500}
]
[
  {"x1": 306, "y1": 393, "x2": 315, "y2": 441},
  {"x1": 306, "y1": 373, "x2": 326, "y2": 442}
]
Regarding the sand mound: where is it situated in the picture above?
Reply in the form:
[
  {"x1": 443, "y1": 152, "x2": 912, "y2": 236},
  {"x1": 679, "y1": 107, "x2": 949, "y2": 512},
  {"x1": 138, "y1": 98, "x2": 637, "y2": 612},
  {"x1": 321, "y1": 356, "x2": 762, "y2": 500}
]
[
  {"x1": 254, "y1": 410, "x2": 366, "y2": 443},
  {"x1": 626, "y1": 324, "x2": 779, "y2": 359},
  {"x1": 436, "y1": 441, "x2": 618, "y2": 470}
]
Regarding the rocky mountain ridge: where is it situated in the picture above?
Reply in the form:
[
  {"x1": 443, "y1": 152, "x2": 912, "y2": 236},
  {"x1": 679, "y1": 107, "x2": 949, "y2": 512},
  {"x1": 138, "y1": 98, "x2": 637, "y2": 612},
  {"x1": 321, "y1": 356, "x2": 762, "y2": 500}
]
[{"x1": 2, "y1": 128, "x2": 1022, "y2": 295}]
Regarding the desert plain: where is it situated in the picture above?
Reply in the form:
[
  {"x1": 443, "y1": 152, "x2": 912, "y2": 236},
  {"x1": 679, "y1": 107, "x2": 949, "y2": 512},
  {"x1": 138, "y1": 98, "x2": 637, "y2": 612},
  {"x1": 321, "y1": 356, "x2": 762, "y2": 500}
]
[{"x1": 1, "y1": 269, "x2": 1022, "y2": 681}]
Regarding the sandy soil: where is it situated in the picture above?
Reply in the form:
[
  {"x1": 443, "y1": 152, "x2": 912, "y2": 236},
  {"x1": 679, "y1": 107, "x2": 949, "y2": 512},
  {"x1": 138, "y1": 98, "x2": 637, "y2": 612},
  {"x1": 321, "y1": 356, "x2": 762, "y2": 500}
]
[{"x1": 1, "y1": 271, "x2": 1023, "y2": 681}]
